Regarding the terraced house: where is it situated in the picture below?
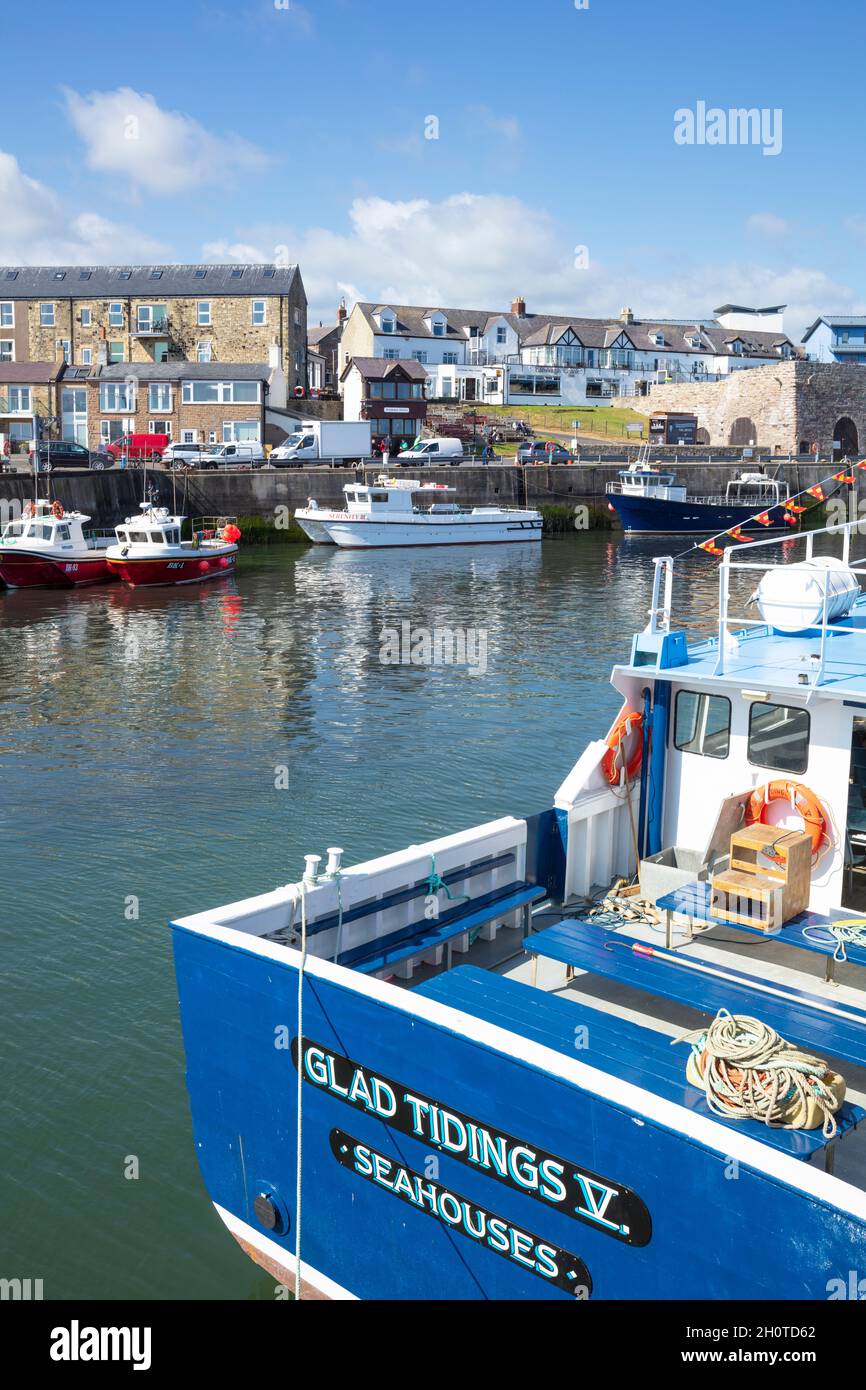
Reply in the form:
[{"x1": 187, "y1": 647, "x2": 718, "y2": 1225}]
[{"x1": 0, "y1": 264, "x2": 307, "y2": 390}]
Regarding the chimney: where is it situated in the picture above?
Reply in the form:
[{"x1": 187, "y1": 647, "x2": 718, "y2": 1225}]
[
  {"x1": 511, "y1": 295, "x2": 526, "y2": 318},
  {"x1": 337, "y1": 298, "x2": 348, "y2": 325},
  {"x1": 620, "y1": 307, "x2": 634, "y2": 324}
]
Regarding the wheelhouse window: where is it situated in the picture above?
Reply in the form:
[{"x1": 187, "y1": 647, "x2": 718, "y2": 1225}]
[
  {"x1": 674, "y1": 691, "x2": 731, "y2": 759},
  {"x1": 748, "y1": 702, "x2": 810, "y2": 774}
]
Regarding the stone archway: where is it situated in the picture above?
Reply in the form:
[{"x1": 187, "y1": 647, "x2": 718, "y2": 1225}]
[
  {"x1": 728, "y1": 416, "x2": 758, "y2": 446},
  {"x1": 833, "y1": 417, "x2": 858, "y2": 461}
]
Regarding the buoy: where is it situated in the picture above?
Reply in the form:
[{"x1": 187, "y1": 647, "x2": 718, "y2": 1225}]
[
  {"x1": 52, "y1": 500, "x2": 64, "y2": 519},
  {"x1": 601, "y1": 708, "x2": 643, "y2": 784},
  {"x1": 198, "y1": 559, "x2": 210, "y2": 573},
  {"x1": 746, "y1": 780, "x2": 827, "y2": 858}
]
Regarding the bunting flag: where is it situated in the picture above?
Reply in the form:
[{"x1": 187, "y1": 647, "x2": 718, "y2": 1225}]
[
  {"x1": 834, "y1": 471, "x2": 855, "y2": 485},
  {"x1": 682, "y1": 463, "x2": 859, "y2": 563},
  {"x1": 806, "y1": 485, "x2": 826, "y2": 501},
  {"x1": 699, "y1": 539, "x2": 724, "y2": 556},
  {"x1": 754, "y1": 512, "x2": 773, "y2": 527},
  {"x1": 727, "y1": 526, "x2": 750, "y2": 542},
  {"x1": 857, "y1": 459, "x2": 866, "y2": 470},
  {"x1": 784, "y1": 502, "x2": 807, "y2": 514}
]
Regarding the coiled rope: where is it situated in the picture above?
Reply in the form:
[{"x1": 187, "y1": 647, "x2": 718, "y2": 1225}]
[
  {"x1": 802, "y1": 917, "x2": 866, "y2": 963},
  {"x1": 678, "y1": 1008, "x2": 843, "y2": 1139}
]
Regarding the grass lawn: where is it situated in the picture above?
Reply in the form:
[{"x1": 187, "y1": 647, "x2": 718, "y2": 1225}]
[{"x1": 447, "y1": 402, "x2": 648, "y2": 441}]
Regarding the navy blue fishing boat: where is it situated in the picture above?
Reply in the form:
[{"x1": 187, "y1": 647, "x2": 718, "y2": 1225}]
[
  {"x1": 172, "y1": 516, "x2": 866, "y2": 1300},
  {"x1": 607, "y1": 464, "x2": 791, "y2": 534}
]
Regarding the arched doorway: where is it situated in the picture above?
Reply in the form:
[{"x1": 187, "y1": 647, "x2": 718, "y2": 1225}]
[
  {"x1": 833, "y1": 417, "x2": 858, "y2": 461},
  {"x1": 729, "y1": 417, "x2": 758, "y2": 446}
]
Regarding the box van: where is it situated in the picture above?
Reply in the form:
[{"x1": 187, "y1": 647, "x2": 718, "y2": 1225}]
[
  {"x1": 106, "y1": 433, "x2": 169, "y2": 463},
  {"x1": 397, "y1": 437, "x2": 464, "y2": 466}
]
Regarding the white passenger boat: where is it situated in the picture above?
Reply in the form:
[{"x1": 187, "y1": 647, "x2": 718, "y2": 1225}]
[
  {"x1": 0, "y1": 497, "x2": 115, "y2": 588},
  {"x1": 294, "y1": 476, "x2": 542, "y2": 547}
]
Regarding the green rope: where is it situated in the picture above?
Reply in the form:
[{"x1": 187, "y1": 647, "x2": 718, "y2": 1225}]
[{"x1": 425, "y1": 852, "x2": 469, "y2": 906}]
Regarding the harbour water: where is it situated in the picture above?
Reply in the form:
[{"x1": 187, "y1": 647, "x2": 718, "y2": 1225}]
[{"x1": 2, "y1": 534, "x2": 726, "y2": 1298}]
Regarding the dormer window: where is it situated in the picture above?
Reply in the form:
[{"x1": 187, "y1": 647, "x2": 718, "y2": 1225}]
[
  {"x1": 427, "y1": 312, "x2": 447, "y2": 337},
  {"x1": 378, "y1": 309, "x2": 396, "y2": 334},
  {"x1": 650, "y1": 331, "x2": 665, "y2": 347},
  {"x1": 468, "y1": 325, "x2": 479, "y2": 338},
  {"x1": 730, "y1": 338, "x2": 744, "y2": 355}
]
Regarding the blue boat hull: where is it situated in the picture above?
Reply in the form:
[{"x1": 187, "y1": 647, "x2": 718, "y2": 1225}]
[
  {"x1": 609, "y1": 493, "x2": 791, "y2": 534},
  {"x1": 172, "y1": 924, "x2": 866, "y2": 1300}
]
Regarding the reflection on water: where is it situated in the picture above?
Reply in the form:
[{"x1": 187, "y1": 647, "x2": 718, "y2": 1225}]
[{"x1": 0, "y1": 534, "x2": 751, "y2": 1297}]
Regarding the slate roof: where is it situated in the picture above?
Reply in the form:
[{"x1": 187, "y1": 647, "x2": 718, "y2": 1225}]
[
  {"x1": 0, "y1": 264, "x2": 299, "y2": 297},
  {"x1": 0, "y1": 361, "x2": 60, "y2": 383},
  {"x1": 340, "y1": 356, "x2": 429, "y2": 382},
  {"x1": 352, "y1": 302, "x2": 796, "y2": 360},
  {"x1": 801, "y1": 315, "x2": 866, "y2": 342},
  {"x1": 98, "y1": 361, "x2": 273, "y2": 381}
]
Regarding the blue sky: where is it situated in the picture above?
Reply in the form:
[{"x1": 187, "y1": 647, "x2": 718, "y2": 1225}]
[{"x1": 2, "y1": 0, "x2": 864, "y2": 337}]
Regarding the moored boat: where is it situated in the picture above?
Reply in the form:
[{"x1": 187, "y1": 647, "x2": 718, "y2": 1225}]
[
  {"x1": 105, "y1": 505, "x2": 240, "y2": 587},
  {"x1": 0, "y1": 498, "x2": 116, "y2": 588},
  {"x1": 170, "y1": 515, "x2": 866, "y2": 1299},
  {"x1": 607, "y1": 461, "x2": 792, "y2": 534},
  {"x1": 295, "y1": 475, "x2": 542, "y2": 547}
]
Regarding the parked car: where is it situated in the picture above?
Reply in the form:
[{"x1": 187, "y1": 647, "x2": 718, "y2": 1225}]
[
  {"x1": 516, "y1": 440, "x2": 571, "y2": 465},
  {"x1": 105, "y1": 432, "x2": 169, "y2": 463},
  {"x1": 162, "y1": 441, "x2": 210, "y2": 468},
  {"x1": 29, "y1": 441, "x2": 109, "y2": 472}
]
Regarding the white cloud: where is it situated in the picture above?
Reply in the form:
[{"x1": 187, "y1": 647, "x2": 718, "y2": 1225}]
[
  {"x1": 745, "y1": 212, "x2": 791, "y2": 239},
  {"x1": 63, "y1": 87, "x2": 270, "y2": 196},
  {"x1": 202, "y1": 190, "x2": 853, "y2": 341},
  {"x1": 0, "y1": 150, "x2": 169, "y2": 263},
  {"x1": 468, "y1": 106, "x2": 522, "y2": 142}
]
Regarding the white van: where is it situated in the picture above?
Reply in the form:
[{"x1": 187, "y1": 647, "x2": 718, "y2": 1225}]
[
  {"x1": 397, "y1": 437, "x2": 464, "y2": 466},
  {"x1": 200, "y1": 442, "x2": 266, "y2": 469}
]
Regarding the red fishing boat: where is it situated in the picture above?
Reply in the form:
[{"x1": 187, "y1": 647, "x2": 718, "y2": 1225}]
[
  {"x1": 105, "y1": 504, "x2": 240, "y2": 587},
  {"x1": 0, "y1": 498, "x2": 116, "y2": 588}
]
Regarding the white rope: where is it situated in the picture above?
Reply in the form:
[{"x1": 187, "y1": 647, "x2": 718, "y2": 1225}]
[
  {"x1": 802, "y1": 917, "x2": 866, "y2": 963},
  {"x1": 678, "y1": 1008, "x2": 843, "y2": 1139},
  {"x1": 289, "y1": 882, "x2": 307, "y2": 1301}
]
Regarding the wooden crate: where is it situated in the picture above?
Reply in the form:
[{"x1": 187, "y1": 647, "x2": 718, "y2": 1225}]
[{"x1": 710, "y1": 826, "x2": 811, "y2": 930}]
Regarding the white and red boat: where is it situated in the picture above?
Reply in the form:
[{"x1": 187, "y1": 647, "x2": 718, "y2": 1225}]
[
  {"x1": 105, "y1": 504, "x2": 240, "y2": 587},
  {"x1": 0, "y1": 498, "x2": 116, "y2": 588}
]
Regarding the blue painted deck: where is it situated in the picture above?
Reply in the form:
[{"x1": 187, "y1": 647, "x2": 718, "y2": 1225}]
[
  {"x1": 658, "y1": 879, "x2": 866, "y2": 969},
  {"x1": 416, "y1": 965, "x2": 864, "y2": 1162},
  {"x1": 618, "y1": 597, "x2": 866, "y2": 699},
  {"x1": 524, "y1": 919, "x2": 866, "y2": 1071}
]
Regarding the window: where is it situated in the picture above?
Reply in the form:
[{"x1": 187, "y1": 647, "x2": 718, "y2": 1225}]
[
  {"x1": 293, "y1": 307, "x2": 301, "y2": 326},
  {"x1": 412, "y1": 351, "x2": 428, "y2": 363},
  {"x1": 7, "y1": 387, "x2": 31, "y2": 412},
  {"x1": 109, "y1": 303, "x2": 124, "y2": 327},
  {"x1": 149, "y1": 420, "x2": 172, "y2": 436},
  {"x1": 100, "y1": 383, "x2": 135, "y2": 411},
  {"x1": 442, "y1": 351, "x2": 458, "y2": 364},
  {"x1": 748, "y1": 702, "x2": 810, "y2": 774},
  {"x1": 57, "y1": 524, "x2": 70, "y2": 541},
  {"x1": 80, "y1": 308, "x2": 92, "y2": 327},
  {"x1": 181, "y1": 430, "x2": 199, "y2": 444},
  {"x1": 79, "y1": 271, "x2": 92, "y2": 281},
  {"x1": 370, "y1": 492, "x2": 389, "y2": 502},
  {"x1": 149, "y1": 270, "x2": 163, "y2": 280},
  {"x1": 118, "y1": 271, "x2": 132, "y2": 280},
  {"x1": 194, "y1": 269, "x2": 207, "y2": 280},
  {"x1": 383, "y1": 348, "x2": 399, "y2": 360},
  {"x1": 196, "y1": 340, "x2": 212, "y2": 363},
  {"x1": 381, "y1": 316, "x2": 395, "y2": 333},
  {"x1": 252, "y1": 301, "x2": 266, "y2": 325},
  {"x1": 197, "y1": 302, "x2": 211, "y2": 325},
  {"x1": 0, "y1": 340, "x2": 13, "y2": 362},
  {"x1": 107, "y1": 341, "x2": 124, "y2": 363},
  {"x1": 369, "y1": 382, "x2": 383, "y2": 398},
  {"x1": 222, "y1": 419, "x2": 259, "y2": 443},
  {"x1": 0, "y1": 302, "x2": 13, "y2": 327},
  {"x1": 40, "y1": 303, "x2": 55, "y2": 326},
  {"x1": 496, "y1": 326, "x2": 507, "y2": 345},
  {"x1": 181, "y1": 380, "x2": 261, "y2": 404},
  {"x1": 81, "y1": 347, "x2": 92, "y2": 366},
  {"x1": 230, "y1": 268, "x2": 244, "y2": 279},
  {"x1": 58, "y1": 340, "x2": 71, "y2": 362},
  {"x1": 148, "y1": 383, "x2": 171, "y2": 411},
  {"x1": 674, "y1": 691, "x2": 731, "y2": 759},
  {"x1": 136, "y1": 304, "x2": 167, "y2": 332}
]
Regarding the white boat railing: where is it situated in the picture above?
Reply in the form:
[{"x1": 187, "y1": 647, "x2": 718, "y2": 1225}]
[{"x1": 649, "y1": 515, "x2": 866, "y2": 690}]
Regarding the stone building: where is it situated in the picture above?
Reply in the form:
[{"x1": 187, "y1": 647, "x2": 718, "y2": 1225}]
[
  {"x1": 0, "y1": 264, "x2": 307, "y2": 390},
  {"x1": 0, "y1": 362, "x2": 60, "y2": 456},
  {"x1": 621, "y1": 361, "x2": 866, "y2": 457}
]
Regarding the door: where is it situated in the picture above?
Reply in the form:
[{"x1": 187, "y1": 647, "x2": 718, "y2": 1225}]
[{"x1": 61, "y1": 387, "x2": 88, "y2": 445}]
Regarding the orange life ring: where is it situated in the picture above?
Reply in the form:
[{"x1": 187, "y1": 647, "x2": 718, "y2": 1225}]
[
  {"x1": 51, "y1": 501, "x2": 64, "y2": 519},
  {"x1": 745, "y1": 780, "x2": 827, "y2": 857},
  {"x1": 602, "y1": 708, "x2": 643, "y2": 784}
]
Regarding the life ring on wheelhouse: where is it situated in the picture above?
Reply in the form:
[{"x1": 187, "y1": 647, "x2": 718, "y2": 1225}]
[
  {"x1": 601, "y1": 708, "x2": 644, "y2": 785},
  {"x1": 745, "y1": 780, "x2": 828, "y2": 858},
  {"x1": 51, "y1": 500, "x2": 64, "y2": 519}
]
